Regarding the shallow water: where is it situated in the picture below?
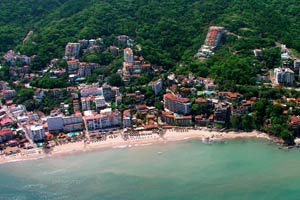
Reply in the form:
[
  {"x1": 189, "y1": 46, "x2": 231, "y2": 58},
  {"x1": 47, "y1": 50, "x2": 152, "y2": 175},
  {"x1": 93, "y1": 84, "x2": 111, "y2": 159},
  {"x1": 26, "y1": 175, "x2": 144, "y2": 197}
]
[{"x1": 0, "y1": 139, "x2": 299, "y2": 200}]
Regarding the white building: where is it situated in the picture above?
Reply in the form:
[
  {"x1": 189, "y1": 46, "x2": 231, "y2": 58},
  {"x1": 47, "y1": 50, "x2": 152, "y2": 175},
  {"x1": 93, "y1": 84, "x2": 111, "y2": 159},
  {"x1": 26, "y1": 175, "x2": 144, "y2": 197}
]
[
  {"x1": 274, "y1": 68, "x2": 295, "y2": 86},
  {"x1": 294, "y1": 59, "x2": 300, "y2": 72},
  {"x1": 195, "y1": 26, "x2": 225, "y2": 58},
  {"x1": 63, "y1": 115, "x2": 84, "y2": 132},
  {"x1": 123, "y1": 109, "x2": 132, "y2": 128},
  {"x1": 47, "y1": 115, "x2": 83, "y2": 132},
  {"x1": 81, "y1": 97, "x2": 92, "y2": 111},
  {"x1": 83, "y1": 109, "x2": 121, "y2": 132},
  {"x1": 280, "y1": 44, "x2": 291, "y2": 60},
  {"x1": 124, "y1": 48, "x2": 133, "y2": 63},
  {"x1": 78, "y1": 62, "x2": 100, "y2": 77},
  {"x1": 33, "y1": 89, "x2": 44, "y2": 103},
  {"x1": 17, "y1": 115, "x2": 29, "y2": 123},
  {"x1": 94, "y1": 96, "x2": 106, "y2": 109},
  {"x1": 117, "y1": 35, "x2": 130, "y2": 45},
  {"x1": 3, "y1": 50, "x2": 31, "y2": 66},
  {"x1": 80, "y1": 87, "x2": 102, "y2": 97},
  {"x1": 281, "y1": 52, "x2": 291, "y2": 60},
  {"x1": 164, "y1": 93, "x2": 191, "y2": 115},
  {"x1": 67, "y1": 59, "x2": 80, "y2": 74},
  {"x1": 9, "y1": 105, "x2": 26, "y2": 117},
  {"x1": 26, "y1": 124, "x2": 45, "y2": 142},
  {"x1": 1, "y1": 90, "x2": 16, "y2": 100},
  {"x1": 204, "y1": 26, "x2": 225, "y2": 47},
  {"x1": 65, "y1": 43, "x2": 80, "y2": 59},
  {"x1": 47, "y1": 116, "x2": 64, "y2": 132},
  {"x1": 253, "y1": 49, "x2": 263, "y2": 57},
  {"x1": 152, "y1": 79, "x2": 163, "y2": 95}
]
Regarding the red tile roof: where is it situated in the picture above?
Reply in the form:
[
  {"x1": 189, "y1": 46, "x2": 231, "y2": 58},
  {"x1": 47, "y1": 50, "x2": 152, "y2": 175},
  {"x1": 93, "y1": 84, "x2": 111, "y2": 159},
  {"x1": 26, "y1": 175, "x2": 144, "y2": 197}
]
[
  {"x1": 161, "y1": 111, "x2": 174, "y2": 118},
  {"x1": 136, "y1": 104, "x2": 147, "y2": 110},
  {"x1": 175, "y1": 115, "x2": 192, "y2": 120},
  {"x1": 243, "y1": 100, "x2": 254, "y2": 106},
  {"x1": 123, "y1": 109, "x2": 131, "y2": 117},
  {"x1": 162, "y1": 125, "x2": 173, "y2": 129},
  {"x1": 291, "y1": 115, "x2": 299, "y2": 124},
  {"x1": 0, "y1": 128, "x2": 12, "y2": 136},
  {"x1": 143, "y1": 124, "x2": 158, "y2": 129},
  {"x1": 195, "y1": 114, "x2": 204, "y2": 120},
  {"x1": 219, "y1": 92, "x2": 241, "y2": 99},
  {"x1": 164, "y1": 93, "x2": 189, "y2": 103},
  {"x1": 0, "y1": 117, "x2": 13, "y2": 126},
  {"x1": 195, "y1": 98, "x2": 206, "y2": 103}
]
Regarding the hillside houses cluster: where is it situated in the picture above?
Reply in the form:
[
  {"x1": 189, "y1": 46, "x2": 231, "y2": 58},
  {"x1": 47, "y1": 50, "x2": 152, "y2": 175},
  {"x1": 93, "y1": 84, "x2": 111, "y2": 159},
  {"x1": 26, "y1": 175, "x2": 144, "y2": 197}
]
[
  {"x1": 158, "y1": 72, "x2": 249, "y2": 128},
  {"x1": 79, "y1": 83, "x2": 121, "y2": 111},
  {"x1": 0, "y1": 82, "x2": 16, "y2": 101},
  {"x1": 261, "y1": 44, "x2": 300, "y2": 87},
  {"x1": 0, "y1": 35, "x2": 136, "y2": 151},
  {"x1": 67, "y1": 59, "x2": 101, "y2": 82},
  {"x1": 64, "y1": 38, "x2": 104, "y2": 59},
  {"x1": 1, "y1": 50, "x2": 37, "y2": 80},
  {"x1": 2, "y1": 50, "x2": 32, "y2": 66},
  {"x1": 122, "y1": 47, "x2": 152, "y2": 82}
]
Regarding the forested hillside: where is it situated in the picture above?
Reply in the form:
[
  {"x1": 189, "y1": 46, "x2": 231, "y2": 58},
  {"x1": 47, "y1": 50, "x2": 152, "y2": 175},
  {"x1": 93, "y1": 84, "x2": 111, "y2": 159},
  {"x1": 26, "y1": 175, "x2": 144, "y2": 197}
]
[
  {"x1": 1, "y1": 0, "x2": 300, "y2": 83},
  {"x1": 0, "y1": 0, "x2": 67, "y2": 52},
  {"x1": 1, "y1": 0, "x2": 299, "y2": 61}
]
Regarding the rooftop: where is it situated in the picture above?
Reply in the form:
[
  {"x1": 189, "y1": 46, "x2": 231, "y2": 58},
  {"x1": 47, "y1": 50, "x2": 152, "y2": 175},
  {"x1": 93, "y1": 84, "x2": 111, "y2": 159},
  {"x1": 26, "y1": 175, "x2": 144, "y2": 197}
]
[{"x1": 164, "y1": 93, "x2": 189, "y2": 103}]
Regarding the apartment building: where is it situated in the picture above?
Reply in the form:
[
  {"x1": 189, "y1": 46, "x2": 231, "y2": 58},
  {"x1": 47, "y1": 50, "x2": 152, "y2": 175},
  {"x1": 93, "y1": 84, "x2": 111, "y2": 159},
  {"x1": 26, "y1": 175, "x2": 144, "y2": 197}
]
[
  {"x1": 26, "y1": 124, "x2": 45, "y2": 142},
  {"x1": 164, "y1": 93, "x2": 191, "y2": 115},
  {"x1": 65, "y1": 43, "x2": 80, "y2": 59},
  {"x1": 152, "y1": 79, "x2": 163, "y2": 95},
  {"x1": 83, "y1": 109, "x2": 121, "y2": 132},
  {"x1": 161, "y1": 111, "x2": 193, "y2": 126},
  {"x1": 274, "y1": 68, "x2": 295, "y2": 86}
]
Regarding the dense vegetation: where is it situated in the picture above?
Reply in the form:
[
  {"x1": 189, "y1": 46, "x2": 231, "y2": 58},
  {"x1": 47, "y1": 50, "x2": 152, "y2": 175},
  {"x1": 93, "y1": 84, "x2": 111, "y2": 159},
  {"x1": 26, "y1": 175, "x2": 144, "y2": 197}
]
[{"x1": 0, "y1": 0, "x2": 298, "y2": 69}]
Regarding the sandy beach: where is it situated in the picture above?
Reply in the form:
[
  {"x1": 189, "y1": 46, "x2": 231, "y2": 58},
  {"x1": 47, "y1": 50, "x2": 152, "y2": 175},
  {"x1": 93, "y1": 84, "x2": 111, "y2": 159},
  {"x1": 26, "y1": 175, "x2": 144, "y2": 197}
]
[{"x1": 0, "y1": 128, "x2": 279, "y2": 165}]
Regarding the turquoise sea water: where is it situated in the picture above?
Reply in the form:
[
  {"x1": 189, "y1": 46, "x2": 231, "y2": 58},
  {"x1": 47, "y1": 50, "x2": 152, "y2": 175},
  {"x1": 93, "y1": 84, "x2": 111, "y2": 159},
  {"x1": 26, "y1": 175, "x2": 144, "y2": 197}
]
[{"x1": 0, "y1": 139, "x2": 300, "y2": 200}]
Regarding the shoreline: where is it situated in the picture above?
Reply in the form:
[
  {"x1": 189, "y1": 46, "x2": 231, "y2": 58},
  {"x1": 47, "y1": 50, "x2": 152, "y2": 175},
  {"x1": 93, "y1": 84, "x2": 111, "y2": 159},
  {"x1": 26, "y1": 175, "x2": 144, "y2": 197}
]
[{"x1": 0, "y1": 129, "x2": 280, "y2": 165}]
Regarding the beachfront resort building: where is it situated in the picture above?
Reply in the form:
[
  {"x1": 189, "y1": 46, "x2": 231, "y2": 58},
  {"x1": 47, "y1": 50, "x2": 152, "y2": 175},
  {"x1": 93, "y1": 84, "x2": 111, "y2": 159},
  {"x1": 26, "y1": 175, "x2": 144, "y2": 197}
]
[
  {"x1": 47, "y1": 114, "x2": 84, "y2": 133},
  {"x1": 214, "y1": 103, "x2": 231, "y2": 124},
  {"x1": 123, "y1": 109, "x2": 132, "y2": 128},
  {"x1": 83, "y1": 109, "x2": 121, "y2": 132},
  {"x1": 164, "y1": 93, "x2": 191, "y2": 115},
  {"x1": 26, "y1": 124, "x2": 45, "y2": 142},
  {"x1": 195, "y1": 26, "x2": 225, "y2": 58},
  {"x1": 161, "y1": 111, "x2": 193, "y2": 126},
  {"x1": 274, "y1": 68, "x2": 295, "y2": 86}
]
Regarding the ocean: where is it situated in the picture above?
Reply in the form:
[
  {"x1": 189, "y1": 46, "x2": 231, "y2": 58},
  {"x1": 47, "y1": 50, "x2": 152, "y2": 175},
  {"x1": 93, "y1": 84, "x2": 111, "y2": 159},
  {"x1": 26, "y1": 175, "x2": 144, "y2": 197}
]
[{"x1": 0, "y1": 139, "x2": 299, "y2": 200}]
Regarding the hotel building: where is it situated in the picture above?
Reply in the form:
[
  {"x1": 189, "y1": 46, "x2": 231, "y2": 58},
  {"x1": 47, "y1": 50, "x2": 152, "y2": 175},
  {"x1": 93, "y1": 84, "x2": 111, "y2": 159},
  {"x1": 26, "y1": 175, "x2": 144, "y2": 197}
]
[
  {"x1": 163, "y1": 93, "x2": 191, "y2": 115},
  {"x1": 83, "y1": 109, "x2": 121, "y2": 132}
]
